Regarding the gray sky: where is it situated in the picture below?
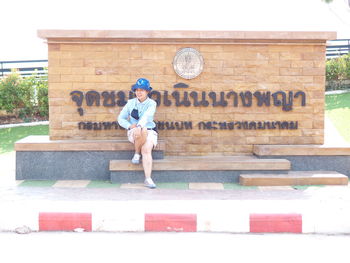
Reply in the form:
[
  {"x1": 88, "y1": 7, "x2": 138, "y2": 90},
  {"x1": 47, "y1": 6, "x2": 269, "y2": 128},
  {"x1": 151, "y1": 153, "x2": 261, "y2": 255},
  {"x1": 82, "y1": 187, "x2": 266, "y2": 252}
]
[{"x1": 0, "y1": 0, "x2": 349, "y2": 60}]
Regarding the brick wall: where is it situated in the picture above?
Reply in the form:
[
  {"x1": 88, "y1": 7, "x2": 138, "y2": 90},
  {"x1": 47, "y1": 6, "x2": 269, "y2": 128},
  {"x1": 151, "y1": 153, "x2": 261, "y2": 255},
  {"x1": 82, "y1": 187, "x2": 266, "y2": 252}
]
[{"x1": 40, "y1": 30, "x2": 335, "y2": 156}]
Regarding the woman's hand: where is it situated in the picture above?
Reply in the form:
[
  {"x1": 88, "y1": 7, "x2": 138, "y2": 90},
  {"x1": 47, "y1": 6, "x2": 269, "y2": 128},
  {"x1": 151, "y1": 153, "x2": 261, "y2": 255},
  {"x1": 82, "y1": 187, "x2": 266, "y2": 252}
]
[{"x1": 133, "y1": 125, "x2": 142, "y2": 139}]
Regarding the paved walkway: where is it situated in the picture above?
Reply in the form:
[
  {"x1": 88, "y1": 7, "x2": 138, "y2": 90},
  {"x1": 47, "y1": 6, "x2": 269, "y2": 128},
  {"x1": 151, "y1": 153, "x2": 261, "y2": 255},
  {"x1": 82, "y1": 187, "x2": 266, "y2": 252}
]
[
  {"x1": 1, "y1": 148, "x2": 350, "y2": 234},
  {"x1": 0, "y1": 121, "x2": 49, "y2": 129}
]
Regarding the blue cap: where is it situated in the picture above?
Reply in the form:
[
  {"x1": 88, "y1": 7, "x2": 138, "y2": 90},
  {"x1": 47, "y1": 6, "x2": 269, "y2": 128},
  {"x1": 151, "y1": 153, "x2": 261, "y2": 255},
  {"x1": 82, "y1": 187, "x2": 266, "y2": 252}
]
[{"x1": 131, "y1": 78, "x2": 152, "y2": 92}]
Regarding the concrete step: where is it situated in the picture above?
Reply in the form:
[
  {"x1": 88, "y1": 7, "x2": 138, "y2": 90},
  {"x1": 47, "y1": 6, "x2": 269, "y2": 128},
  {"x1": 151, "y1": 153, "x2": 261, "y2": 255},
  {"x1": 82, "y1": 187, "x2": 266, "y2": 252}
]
[
  {"x1": 109, "y1": 155, "x2": 291, "y2": 171},
  {"x1": 239, "y1": 171, "x2": 349, "y2": 186},
  {"x1": 252, "y1": 144, "x2": 350, "y2": 179},
  {"x1": 110, "y1": 155, "x2": 291, "y2": 183}
]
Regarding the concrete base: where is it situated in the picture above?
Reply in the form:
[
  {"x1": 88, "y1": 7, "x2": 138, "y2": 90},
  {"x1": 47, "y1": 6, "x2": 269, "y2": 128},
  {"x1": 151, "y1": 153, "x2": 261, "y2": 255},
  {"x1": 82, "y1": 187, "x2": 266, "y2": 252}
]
[
  {"x1": 15, "y1": 137, "x2": 350, "y2": 182},
  {"x1": 16, "y1": 151, "x2": 164, "y2": 180}
]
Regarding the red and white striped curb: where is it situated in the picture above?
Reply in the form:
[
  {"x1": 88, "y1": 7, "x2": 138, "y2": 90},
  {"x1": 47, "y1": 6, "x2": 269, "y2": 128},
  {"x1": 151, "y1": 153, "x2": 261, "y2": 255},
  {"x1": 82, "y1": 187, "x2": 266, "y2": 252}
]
[
  {"x1": 0, "y1": 212, "x2": 312, "y2": 233},
  {"x1": 2, "y1": 199, "x2": 350, "y2": 234}
]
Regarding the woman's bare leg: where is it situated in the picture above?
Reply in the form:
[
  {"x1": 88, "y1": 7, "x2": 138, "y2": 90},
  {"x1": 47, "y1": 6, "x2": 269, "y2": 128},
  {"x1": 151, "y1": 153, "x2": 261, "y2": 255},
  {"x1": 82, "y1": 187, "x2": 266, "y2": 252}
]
[
  {"x1": 141, "y1": 140, "x2": 154, "y2": 179},
  {"x1": 133, "y1": 127, "x2": 148, "y2": 154}
]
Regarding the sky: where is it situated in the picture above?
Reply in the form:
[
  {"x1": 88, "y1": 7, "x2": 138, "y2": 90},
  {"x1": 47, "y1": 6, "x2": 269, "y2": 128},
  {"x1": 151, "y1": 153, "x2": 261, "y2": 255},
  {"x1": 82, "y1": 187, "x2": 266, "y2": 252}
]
[{"x1": 0, "y1": 0, "x2": 349, "y2": 61}]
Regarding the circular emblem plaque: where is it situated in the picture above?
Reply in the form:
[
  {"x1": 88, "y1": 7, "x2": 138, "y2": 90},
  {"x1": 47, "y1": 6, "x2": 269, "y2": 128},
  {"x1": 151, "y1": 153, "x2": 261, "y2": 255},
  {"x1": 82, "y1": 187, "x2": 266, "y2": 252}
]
[{"x1": 173, "y1": 48, "x2": 204, "y2": 80}]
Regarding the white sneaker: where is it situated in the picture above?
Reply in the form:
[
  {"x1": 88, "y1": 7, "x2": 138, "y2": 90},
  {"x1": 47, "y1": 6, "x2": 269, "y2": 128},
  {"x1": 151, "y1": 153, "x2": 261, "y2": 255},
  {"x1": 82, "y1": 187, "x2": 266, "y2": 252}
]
[
  {"x1": 131, "y1": 153, "x2": 141, "y2": 164},
  {"x1": 144, "y1": 178, "x2": 156, "y2": 189}
]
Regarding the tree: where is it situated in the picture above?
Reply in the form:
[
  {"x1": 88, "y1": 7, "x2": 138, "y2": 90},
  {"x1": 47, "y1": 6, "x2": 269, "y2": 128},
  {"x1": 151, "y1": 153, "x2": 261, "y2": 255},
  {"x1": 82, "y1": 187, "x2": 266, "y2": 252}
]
[{"x1": 322, "y1": 0, "x2": 350, "y2": 8}]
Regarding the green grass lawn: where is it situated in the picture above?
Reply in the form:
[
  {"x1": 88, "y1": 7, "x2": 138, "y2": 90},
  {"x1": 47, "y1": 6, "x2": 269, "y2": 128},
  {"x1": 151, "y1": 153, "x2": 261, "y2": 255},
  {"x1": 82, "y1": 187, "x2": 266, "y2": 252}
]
[
  {"x1": 0, "y1": 125, "x2": 49, "y2": 154},
  {"x1": 326, "y1": 92, "x2": 350, "y2": 143}
]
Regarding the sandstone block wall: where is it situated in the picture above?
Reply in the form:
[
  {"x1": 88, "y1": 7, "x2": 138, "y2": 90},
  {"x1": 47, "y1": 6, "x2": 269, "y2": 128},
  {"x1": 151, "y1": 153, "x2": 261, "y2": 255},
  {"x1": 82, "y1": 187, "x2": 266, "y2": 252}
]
[{"x1": 38, "y1": 30, "x2": 336, "y2": 156}]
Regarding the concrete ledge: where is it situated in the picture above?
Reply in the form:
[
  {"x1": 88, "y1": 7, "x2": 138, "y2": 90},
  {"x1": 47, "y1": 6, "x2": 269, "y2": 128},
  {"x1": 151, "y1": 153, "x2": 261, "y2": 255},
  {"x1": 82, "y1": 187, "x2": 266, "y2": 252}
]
[
  {"x1": 254, "y1": 144, "x2": 350, "y2": 156},
  {"x1": 15, "y1": 136, "x2": 165, "y2": 152},
  {"x1": 240, "y1": 171, "x2": 349, "y2": 186}
]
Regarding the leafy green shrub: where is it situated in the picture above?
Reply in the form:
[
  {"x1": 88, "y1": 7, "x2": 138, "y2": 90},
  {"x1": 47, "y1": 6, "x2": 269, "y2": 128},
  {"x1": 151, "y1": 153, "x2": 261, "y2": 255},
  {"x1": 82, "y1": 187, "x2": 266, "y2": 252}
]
[
  {"x1": 0, "y1": 71, "x2": 48, "y2": 119},
  {"x1": 0, "y1": 72, "x2": 28, "y2": 113},
  {"x1": 326, "y1": 57, "x2": 344, "y2": 81},
  {"x1": 24, "y1": 72, "x2": 48, "y2": 118},
  {"x1": 37, "y1": 84, "x2": 48, "y2": 117},
  {"x1": 326, "y1": 54, "x2": 350, "y2": 81},
  {"x1": 344, "y1": 54, "x2": 350, "y2": 79},
  {"x1": 326, "y1": 54, "x2": 350, "y2": 90}
]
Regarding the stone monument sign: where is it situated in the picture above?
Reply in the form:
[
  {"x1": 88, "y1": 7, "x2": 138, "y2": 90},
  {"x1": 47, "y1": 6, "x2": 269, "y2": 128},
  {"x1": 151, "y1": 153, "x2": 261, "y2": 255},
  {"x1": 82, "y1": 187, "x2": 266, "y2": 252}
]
[{"x1": 37, "y1": 30, "x2": 336, "y2": 156}]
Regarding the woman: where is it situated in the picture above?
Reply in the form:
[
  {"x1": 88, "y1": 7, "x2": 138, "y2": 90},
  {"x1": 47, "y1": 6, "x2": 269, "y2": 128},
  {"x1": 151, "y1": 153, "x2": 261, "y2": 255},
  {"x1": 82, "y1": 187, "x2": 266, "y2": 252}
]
[{"x1": 117, "y1": 78, "x2": 158, "y2": 189}]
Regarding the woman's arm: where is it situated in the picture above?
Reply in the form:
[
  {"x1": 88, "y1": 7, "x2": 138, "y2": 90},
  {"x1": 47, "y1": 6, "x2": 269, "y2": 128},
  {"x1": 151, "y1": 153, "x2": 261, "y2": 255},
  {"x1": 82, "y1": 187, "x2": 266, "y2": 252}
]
[
  {"x1": 137, "y1": 100, "x2": 156, "y2": 128},
  {"x1": 117, "y1": 102, "x2": 132, "y2": 129}
]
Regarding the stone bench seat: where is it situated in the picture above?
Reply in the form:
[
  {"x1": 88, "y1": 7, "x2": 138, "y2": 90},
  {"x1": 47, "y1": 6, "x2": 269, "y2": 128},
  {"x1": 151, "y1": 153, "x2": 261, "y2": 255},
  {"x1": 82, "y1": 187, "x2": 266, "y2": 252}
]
[
  {"x1": 253, "y1": 144, "x2": 350, "y2": 156},
  {"x1": 15, "y1": 136, "x2": 165, "y2": 152}
]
